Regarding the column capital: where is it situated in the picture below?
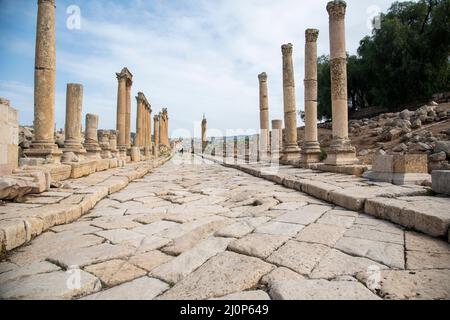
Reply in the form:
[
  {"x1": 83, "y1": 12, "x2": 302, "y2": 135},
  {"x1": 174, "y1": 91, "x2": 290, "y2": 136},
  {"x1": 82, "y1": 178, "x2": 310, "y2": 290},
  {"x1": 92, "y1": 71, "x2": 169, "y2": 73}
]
[
  {"x1": 258, "y1": 72, "x2": 268, "y2": 82},
  {"x1": 154, "y1": 114, "x2": 160, "y2": 122},
  {"x1": 327, "y1": 0, "x2": 347, "y2": 20},
  {"x1": 38, "y1": 0, "x2": 56, "y2": 7},
  {"x1": 116, "y1": 67, "x2": 133, "y2": 82},
  {"x1": 136, "y1": 91, "x2": 149, "y2": 106},
  {"x1": 281, "y1": 43, "x2": 293, "y2": 56},
  {"x1": 305, "y1": 29, "x2": 319, "y2": 43}
]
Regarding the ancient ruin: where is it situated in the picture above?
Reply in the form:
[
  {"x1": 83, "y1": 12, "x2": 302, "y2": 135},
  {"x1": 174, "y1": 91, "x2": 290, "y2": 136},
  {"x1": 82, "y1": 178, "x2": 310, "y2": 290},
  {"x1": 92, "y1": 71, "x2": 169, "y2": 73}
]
[{"x1": 0, "y1": 0, "x2": 449, "y2": 303}]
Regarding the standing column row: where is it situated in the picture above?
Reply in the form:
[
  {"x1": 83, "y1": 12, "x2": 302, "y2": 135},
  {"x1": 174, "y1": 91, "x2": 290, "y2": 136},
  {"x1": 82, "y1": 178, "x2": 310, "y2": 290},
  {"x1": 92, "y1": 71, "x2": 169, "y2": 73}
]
[
  {"x1": 153, "y1": 114, "x2": 160, "y2": 156},
  {"x1": 159, "y1": 108, "x2": 169, "y2": 147},
  {"x1": 258, "y1": 72, "x2": 270, "y2": 160},
  {"x1": 135, "y1": 92, "x2": 152, "y2": 151}
]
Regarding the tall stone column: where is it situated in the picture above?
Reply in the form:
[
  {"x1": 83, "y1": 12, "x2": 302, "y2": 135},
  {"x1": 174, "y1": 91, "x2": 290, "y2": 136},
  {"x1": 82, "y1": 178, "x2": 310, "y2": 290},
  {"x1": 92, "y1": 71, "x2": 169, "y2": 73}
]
[
  {"x1": 116, "y1": 68, "x2": 133, "y2": 154},
  {"x1": 258, "y1": 72, "x2": 270, "y2": 160},
  {"x1": 63, "y1": 83, "x2": 86, "y2": 157},
  {"x1": 301, "y1": 29, "x2": 322, "y2": 164},
  {"x1": 135, "y1": 94, "x2": 143, "y2": 147},
  {"x1": 125, "y1": 82, "x2": 132, "y2": 148},
  {"x1": 201, "y1": 115, "x2": 207, "y2": 153},
  {"x1": 153, "y1": 114, "x2": 160, "y2": 156},
  {"x1": 271, "y1": 119, "x2": 283, "y2": 161},
  {"x1": 83, "y1": 114, "x2": 101, "y2": 158},
  {"x1": 281, "y1": 43, "x2": 301, "y2": 163},
  {"x1": 25, "y1": 0, "x2": 62, "y2": 161},
  {"x1": 325, "y1": 1, "x2": 357, "y2": 165},
  {"x1": 147, "y1": 103, "x2": 153, "y2": 154},
  {"x1": 160, "y1": 108, "x2": 169, "y2": 147}
]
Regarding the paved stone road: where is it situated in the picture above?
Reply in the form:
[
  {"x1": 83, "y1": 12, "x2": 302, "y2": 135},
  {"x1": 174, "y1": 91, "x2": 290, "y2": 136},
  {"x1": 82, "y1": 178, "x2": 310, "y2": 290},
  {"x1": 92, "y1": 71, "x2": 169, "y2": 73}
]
[{"x1": 1, "y1": 154, "x2": 449, "y2": 300}]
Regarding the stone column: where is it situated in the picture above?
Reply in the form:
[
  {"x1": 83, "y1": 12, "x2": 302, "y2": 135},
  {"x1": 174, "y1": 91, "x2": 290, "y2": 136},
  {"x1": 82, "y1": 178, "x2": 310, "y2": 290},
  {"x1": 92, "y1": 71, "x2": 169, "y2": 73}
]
[
  {"x1": 258, "y1": 72, "x2": 270, "y2": 160},
  {"x1": 135, "y1": 92, "x2": 144, "y2": 148},
  {"x1": 301, "y1": 29, "x2": 322, "y2": 164},
  {"x1": 109, "y1": 130, "x2": 119, "y2": 158},
  {"x1": 147, "y1": 104, "x2": 152, "y2": 153},
  {"x1": 98, "y1": 130, "x2": 112, "y2": 159},
  {"x1": 83, "y1": 114, "x2": 101, "y2": 158},
  {"x1": 116, "y1": 68, "x2": 132, "y2": 154},
  {"x1": 160, "y1": 108, "x2": 169, "y2": 147},
  {"x1": 63, "y1": 83, "x2": 86, "y2": 157},
  {"x1": 281, "y1": 43, "x2": 300, "y2": 163},
  {"x1": 271, "y1": 119, "x2": 283, "y2": 161},
  {"x1": 25, "y1": 0, "x2": 62, "y2": 161},
  {"x1": 201, "y1": 115, "x2": 207, "y2": 153},
  {"x1": 153, "y1": 114, "x2": 160, "y2": 156},
  {"x1": 125, "y1": 81, "x2": 132, "y2": 148},
  {"x1": 325, "y1": 1, "x2": 358, "y2": 165}
]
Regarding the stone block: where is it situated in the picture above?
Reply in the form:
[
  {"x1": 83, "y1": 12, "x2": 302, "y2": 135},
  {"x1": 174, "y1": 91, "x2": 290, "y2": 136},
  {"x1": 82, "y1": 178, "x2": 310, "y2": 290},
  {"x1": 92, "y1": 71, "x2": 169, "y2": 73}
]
[
  {"x1": 0, "y1": 171, "x2": 49, "y2": 200},
  {"x1": 95, "y1": 159, "x2": 110, "y2": 172},
  {"x1": 69, "y1": 160, "x2": 97, "y2": 179},
  {"x1": 432, "y1": 170, "x2": 450, "y2": 196},
  {"x1": 393, "y1": 154, "x2": 428, "y2": 173}
]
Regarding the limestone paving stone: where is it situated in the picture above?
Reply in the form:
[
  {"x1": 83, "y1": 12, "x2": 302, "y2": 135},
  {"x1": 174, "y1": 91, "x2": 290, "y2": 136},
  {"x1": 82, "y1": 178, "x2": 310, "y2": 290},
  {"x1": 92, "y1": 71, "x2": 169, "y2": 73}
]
[
  {"x1": 343, "y1": 224, "x2": 404, "y2": 245},
  {"x1": 211, "y1": 290, "x2": 271, "y2": 300},
  {"x1": 84, "y1": 259, "x2": 147, "y2": 287},
  {"x1": 91, "y1": 217, "x2": 142, "y2": 230},
  {"x1": 406, "y1": 250, "x2": 450, "y2": 270},
  {"x1": 0, "y1": 270, "x2": 101, "y2": 300},
  {"x1": 405, "y1": 231, "x2": 450, "y2": 253},
  {"x1": 151, "y1": 237, "x2": 233, "y2": 284},
  {"x1": 228, "y1": 233, "x2": 289, "y2": 259},
  {"x1": 136, "y1": 236, "x2": 173, "y2": 254},
  {"x1": 310, "y1": 248, "x2": 387, "y2": 279},
  {"x1": 356, "y1": 269, "x2": 450, "y2": 300},
  {"x1": 316, "y1": 210, "x2": 357, "y2": 228},
  {"x1": 296, "y1": 223, "x2": 347, "y2": 246},
  {"x1": 128, "y1": 251, "x2": 173, "y2": 272},
  {"x1": 274, "y1": 204, "x2": 331, "y2": 226},
  {"x1": 260, "y1": 267, "x2": 305, "y2": 286},
  {"x1": 254, "y1": 221, "x2": 304, "y2": 237},
  {"x1": 132, "y1": 221, "x2": 180, "y2": 237},
  {"x1": 0, "y1": 261, "x2": 60, "y2": 285},
  {"x1": 81, "y1": 277, "x2": 169, "y2": 300},
  {"x1": 47, "y1": 243, "x2": 136, "y2": 268},
  {"x1": 267, "y1": 240, "x2": 330, "y2": 275},
  {"x1": 95, "y1": 229, "x2": 145, "y2": 248},
  {"x1": 269, "y1": 279, "x2": 380, "y2": 300},
  {"x1": 158, "y1": 251, "x2": 274, "y2": 300},
  {"x1": 335, "y1": 236, "x2": 404, "y2": 269}
]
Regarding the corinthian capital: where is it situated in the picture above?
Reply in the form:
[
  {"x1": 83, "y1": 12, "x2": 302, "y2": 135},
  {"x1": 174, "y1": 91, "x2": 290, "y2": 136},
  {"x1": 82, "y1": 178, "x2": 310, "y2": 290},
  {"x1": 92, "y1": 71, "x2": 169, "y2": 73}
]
[
  {"x1": 38, "y1": 0, "x2": 56, "y2": 6},
  {"x1": 258, "y1": 72, "x2": 268, "y2": 82},
  {"x1": 327, "y1": 0, "x2": 347, "y2": 20},
  {"x1": 281, "y1": 43, "x2": 293, "y2": 56},
  {"x1": 305, "y1": 29, "x2": 319, "y2": 43}
]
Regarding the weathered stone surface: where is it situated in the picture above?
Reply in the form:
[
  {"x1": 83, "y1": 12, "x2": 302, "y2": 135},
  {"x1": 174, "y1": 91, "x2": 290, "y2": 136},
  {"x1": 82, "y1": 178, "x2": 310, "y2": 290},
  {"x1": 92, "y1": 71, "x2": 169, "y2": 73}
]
[
  {"x1": 82, "y1": 277, "x2": 169, "y2": 300},
  {"x1": 132, "y1": 221, "x2": 180, "y2": 237},
  {"x1": 128, "y1": 251, "x2": 173, "y2": 272},
  {"x1": 47, "y1": 243, "x2": 135, "y2": 268},
  {"x1": 269, "y1": 280, "x2": 380, "y2": 300},
  {"x1": 316, "y1": 210, "x2": 357, "y2": 228},
  {"x1": 310, "y1": 249, "x2": 387, "y2": 279},
  {"x1": 91, "y1": 217, "x2": 142, "y2": 230},
  {"x1": 260, "y1": 267, "x2": 305, "y2": 286},
  {"x1": 335, "y1": 237, "x2": 404, "y2": 269},
  {"x1": 136, "y1": 236, "x2": 172, "y2": 253},
  {"x1": 267, "y1": 241, "x2": 329, "y2": 275},
  {"x1": 215, "y1": 221, "x2": 254, "y2": 238},
  {"x1": 0, "y1": 270, "x2": 101, "y2": 300},
  {"x1": 357, "y1": 269, "x2": 450, "y2": 300},
  {"x1": 271, "y1": 202, "x2": 308, "y2": 211},
  {"x1": 228, "y1": 233, "x2": 289, "y2": 259},
  {"x1": 343, "y1": 224, "x2": 404, "y2": 245},
  {"x1": 151, "y1": 237, "x2": 232, "y2": 284},
  {"x1": 0, "y1": 261, "x2": 60, "y2": 285},
  {"x1": 296, "y1": 223, "x2": 347, "y2": 246},
  {"x1": 158, "y1": 251, "x2": 274, "y2": 300},
  {"x1": 405, "y1": 231, "x2": 450, "y2": 253},
  {"x1": 432, "y1": 170, "x2": 450, "y2": 196},
  {"x1": 274, "y1": 204, "x2": 331, "y2": 225},
  {"x1": 212, "y1": 290, "x2": 271, "y2": 300},
  {"x1": 0, "y1": 172, "x2": 48, "y2": 200},
  {"x1": 254, "y1": 221, "x2": 304, "y2": 237},
  {"x1": 95, "y1": 229, "x2": 145, "y2": 248},
  {"x1": 84, "y1": 259, "x2": 147, "y2": 287}
]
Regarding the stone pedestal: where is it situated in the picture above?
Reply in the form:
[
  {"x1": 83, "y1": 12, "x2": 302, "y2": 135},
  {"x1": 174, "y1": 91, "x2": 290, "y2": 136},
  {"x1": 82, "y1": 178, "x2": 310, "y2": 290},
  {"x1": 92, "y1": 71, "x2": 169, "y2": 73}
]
[
  {"x1": 324, "y1": 1, "x2": 358, "y2": 166},
  {"x1": 271, "y1": 119, "x2": 283, "y2": 162},
  {"x1": 24, "y1": 0, "x2": 61, "y2": 162},
  {"x1": 432, "y1": 171, "x2": 450, "y2": 196},
  {"x1": 301, "y1": 29, "x2": 321, "y2": 164},
  {"x1": 258, "y1": 73, "x2": 270, "y2": 160},
  {"x1": 98, "y1": 130, "x2": 112, "y2": 159},
  {"x1": 63, "y1": 83, "x2": 86, "y2": 158},
  {"x1": 363, "y1": 154, "x2": 430, "y2": 185},
  {"x1": 130, "y1": 147, "x2": 141, "y2": 162},
  {"x1": 109, "y1": 130, "x2": 119, "y2": 158},
  {"x1": 281, "y1": 44, "x2": 300, "y2": 163},
  {"x1": 83, "y1": 114, "x2": 101, "y2": 159}
]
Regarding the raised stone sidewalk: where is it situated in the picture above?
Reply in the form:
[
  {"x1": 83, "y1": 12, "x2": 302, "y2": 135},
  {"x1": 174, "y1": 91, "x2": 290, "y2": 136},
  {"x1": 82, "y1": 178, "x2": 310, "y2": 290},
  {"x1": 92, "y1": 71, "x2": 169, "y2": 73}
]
[
  {"x1": 0, "y1": 156, "x2": 172, "y2": 256},
  {"x1": 205, "y1": 155, "x2": 450, "y2": 242}
]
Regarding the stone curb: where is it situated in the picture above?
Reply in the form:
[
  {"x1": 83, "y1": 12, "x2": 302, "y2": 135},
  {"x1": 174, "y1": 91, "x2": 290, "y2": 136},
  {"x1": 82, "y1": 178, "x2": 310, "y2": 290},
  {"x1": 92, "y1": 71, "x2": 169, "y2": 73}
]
[
  {"x1": 201, "y1": 155, "x2": 450, "y2": 242},
  {"x1": 0, "y1": 156, "x2": 173, "y2": 256}
]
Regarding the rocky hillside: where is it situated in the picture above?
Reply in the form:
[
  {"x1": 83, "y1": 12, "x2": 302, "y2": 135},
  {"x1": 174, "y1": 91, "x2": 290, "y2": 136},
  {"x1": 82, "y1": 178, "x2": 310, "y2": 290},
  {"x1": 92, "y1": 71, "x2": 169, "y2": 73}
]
[{"x1": 298, "y1": 102, "x2": 450, "y2": 173}]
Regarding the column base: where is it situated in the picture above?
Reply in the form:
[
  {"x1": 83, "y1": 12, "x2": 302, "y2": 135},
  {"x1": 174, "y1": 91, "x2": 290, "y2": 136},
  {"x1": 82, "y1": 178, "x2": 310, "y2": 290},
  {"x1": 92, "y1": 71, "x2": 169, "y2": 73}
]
[
  {"x1": 281, "y1": 145, "x2": 301, "y2": 164},
  {"x1": 100, "y1": 150, "x2": 112, "y2": 159},
  {"x1": 324, "y1": 140, "x2": 358, "y2": 166},
  {"x1": 300, "y1": 142, "x2": 322, "y2": 164},
  {"x1": 23, "y1": 143, "x2": 62, "y2": 163}
]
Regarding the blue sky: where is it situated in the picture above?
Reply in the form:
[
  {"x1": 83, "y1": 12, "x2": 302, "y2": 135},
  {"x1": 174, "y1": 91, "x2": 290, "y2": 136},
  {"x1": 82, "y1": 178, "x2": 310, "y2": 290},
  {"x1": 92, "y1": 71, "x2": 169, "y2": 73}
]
[{"x1": 0, "y1": 0, "x2": 395, "y2": 138}]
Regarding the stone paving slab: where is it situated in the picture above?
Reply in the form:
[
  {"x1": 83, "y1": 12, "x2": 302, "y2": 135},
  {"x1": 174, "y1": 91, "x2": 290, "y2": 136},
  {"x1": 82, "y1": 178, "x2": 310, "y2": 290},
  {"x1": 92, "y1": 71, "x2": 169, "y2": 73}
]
[{"x1": 1, "y1": 154, "x2": 449, "y2": 300}]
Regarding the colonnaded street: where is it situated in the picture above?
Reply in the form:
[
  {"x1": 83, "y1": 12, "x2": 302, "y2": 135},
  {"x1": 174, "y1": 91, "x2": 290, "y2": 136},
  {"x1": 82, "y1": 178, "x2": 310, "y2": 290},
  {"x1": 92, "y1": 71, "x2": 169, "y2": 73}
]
[{"x1": 0, "y1": 154, "x2": 449, "y2": 300}]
